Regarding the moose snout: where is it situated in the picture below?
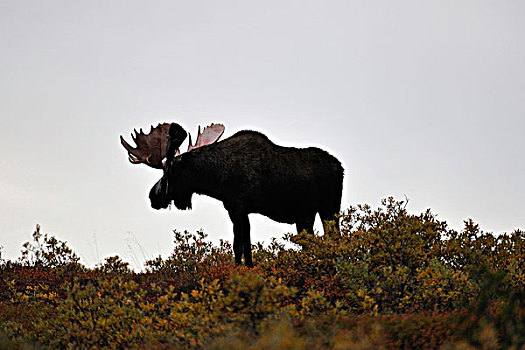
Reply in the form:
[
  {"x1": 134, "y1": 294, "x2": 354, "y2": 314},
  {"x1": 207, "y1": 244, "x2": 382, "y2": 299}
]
[{"x1": 149, "y1": 181, "x2": 170, "y2": 210}]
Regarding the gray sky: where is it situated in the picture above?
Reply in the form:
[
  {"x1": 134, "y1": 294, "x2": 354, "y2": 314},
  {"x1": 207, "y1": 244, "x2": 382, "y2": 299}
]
[{"x1": 1, "y1": 1, "x2": 524, "y2": 268}]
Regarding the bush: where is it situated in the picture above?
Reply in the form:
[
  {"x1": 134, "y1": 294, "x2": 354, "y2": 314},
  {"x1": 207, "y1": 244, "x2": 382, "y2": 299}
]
[
  {"x1": 1, "y1": 198, "x2": 524, "y2": 349},
  {"x1": 258, "y1": 198, "x2": 478, "y2": 313},
  {"x1": 19, "y1": 224, "x2": 81, "y2": 269}
]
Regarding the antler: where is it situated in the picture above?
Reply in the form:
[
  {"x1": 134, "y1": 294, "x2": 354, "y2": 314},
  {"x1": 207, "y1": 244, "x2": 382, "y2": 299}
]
[
  {"x1": 121, "y1": 122, "x2": 226, "y2": 168},
  {"x1": 187, "y1": 123, "x2": 225, "y2": 152},
  {"x1": 120, "y1": 123, "x2": 171, "y2": 169}
]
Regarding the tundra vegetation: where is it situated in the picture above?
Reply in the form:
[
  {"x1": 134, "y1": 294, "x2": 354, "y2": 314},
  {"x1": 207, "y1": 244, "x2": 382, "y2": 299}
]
[{"x1": 1, "y1": 198, "x2": 524, "y2": 349}]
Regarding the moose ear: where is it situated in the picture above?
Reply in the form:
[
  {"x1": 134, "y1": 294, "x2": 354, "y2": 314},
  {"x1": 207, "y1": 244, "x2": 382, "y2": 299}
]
[{"x1": 166, "y1": 123, "x2": 187, "y2": 162}]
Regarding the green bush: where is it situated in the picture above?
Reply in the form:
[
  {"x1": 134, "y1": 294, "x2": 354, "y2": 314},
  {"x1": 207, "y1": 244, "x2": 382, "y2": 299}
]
[
  {"x1": 258, "y1": 198, "x2": 478, "y2": 313},
  {"x1": 1, "y1": 198, "x2": 523, "y2": 349},
  {"x1": 19, "y1": 224, "x2": 81, "y2": 269}
]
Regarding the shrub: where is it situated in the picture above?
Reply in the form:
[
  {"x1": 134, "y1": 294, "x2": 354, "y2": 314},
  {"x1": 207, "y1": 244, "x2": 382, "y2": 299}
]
[
  {"x1": 19, "y1": 224, "x2": 81, "y2": 270},
  {"x1": 258, "y1": 198, "x2": 478, "y2": 313},
  {"x1": 1, "y1": 199, "x2": 524, "y2": 349}
]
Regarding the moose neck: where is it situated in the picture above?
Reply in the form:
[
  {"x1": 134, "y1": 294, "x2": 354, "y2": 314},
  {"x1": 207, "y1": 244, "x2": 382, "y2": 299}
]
[{"x1": 181, "y1": 152, "x2": 226, "y2": 203}]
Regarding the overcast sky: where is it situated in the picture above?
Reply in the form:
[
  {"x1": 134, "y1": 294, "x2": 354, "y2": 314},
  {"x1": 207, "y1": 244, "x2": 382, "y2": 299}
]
[{"x1": 1, "y1": 1, "x2": 524, "y2": 268}]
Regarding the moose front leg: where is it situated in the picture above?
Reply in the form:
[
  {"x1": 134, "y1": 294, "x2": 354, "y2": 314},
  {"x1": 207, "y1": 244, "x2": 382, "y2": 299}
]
[{"x1": 228, "y1": 210, "x2": 253, "y2": 267}]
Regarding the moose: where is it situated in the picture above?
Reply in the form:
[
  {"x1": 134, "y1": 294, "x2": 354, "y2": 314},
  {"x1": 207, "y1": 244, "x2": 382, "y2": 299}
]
[{"x1": 121, "y1": 122, "x2": 344, "y2": 267}]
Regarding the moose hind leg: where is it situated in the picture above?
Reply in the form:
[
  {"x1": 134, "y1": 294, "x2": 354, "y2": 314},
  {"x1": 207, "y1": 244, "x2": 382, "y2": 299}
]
[
  {"x1": 320, "y1": 191, "x2": 342, "y2": 234},
  {"x1": 296, "y1": 215, "x2": 315, "y2": 234},
  {"x1": 320, "y1": 207, "x2": 341, "y2": 235}
]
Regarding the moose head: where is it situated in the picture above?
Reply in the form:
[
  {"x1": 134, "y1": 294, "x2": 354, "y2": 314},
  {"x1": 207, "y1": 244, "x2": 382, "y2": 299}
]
[{"x1": 120, "y1": 122, "x2": 225, "y2": 210}]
